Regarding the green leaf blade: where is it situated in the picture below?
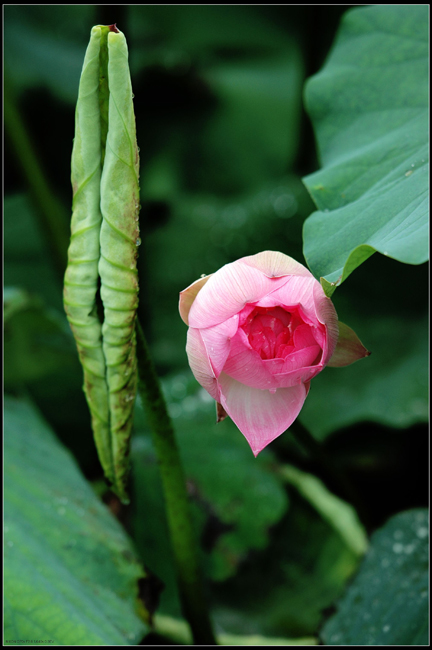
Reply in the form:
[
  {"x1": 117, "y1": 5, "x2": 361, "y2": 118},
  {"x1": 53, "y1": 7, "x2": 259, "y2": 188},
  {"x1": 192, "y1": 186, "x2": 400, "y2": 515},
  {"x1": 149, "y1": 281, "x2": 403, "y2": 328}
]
[
  {"x1": 302, "y1": 5, "x2": 429, "y2": 284},
  {"x1": 321, "y1": 509, "x2": 429, "y2": 645},
  {"x1": 4, "y1": 396, "x2": 150, "y2": 645}
]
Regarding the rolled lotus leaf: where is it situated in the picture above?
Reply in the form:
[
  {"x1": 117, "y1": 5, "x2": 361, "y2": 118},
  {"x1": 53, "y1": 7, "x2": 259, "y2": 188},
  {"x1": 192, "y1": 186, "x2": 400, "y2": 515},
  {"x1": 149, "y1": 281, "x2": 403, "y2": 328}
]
[{"x1": 64, "y1": 25, "x2": 140, "y2": 503}]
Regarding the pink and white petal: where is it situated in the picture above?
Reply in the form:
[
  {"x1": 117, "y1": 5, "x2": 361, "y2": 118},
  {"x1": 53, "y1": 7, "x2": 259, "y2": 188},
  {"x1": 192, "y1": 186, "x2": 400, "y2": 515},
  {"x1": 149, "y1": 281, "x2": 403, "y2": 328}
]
[
  {"x1": 327, "y1": 321, "x2": 371, "y2": 367},
  {"x1": 272, "y1": 360, "x2": 324, "y2": 388},
  {"x1": 179, "y1": 275, "x2": 212, "y2": 325},
  {"x1": 281, "y1": 345, "x2": 322, "y2": 373},
  {"x1": 186, "y1": 328, "x2": 219, "y2": 401},
  {"x1": 223, "y1": 342, "x2": 279, "y2": 390},
  {"x1": 218, "y1": 372, "x2": 308, "y2": 456},
  {"x1": 255, "y1": 275, "x2": 317, "y2": 321},
  {"x1": 240, "y1": 250, "x2": 314, "y2": 279},
  {"x1": 188, "y1": 261, "x2": 289, "y2": 329},
  {"x1": 312, "y1": 282, "x2": 339, "y2": 364},
  {"x1": 200, "y1": 314, "x2": 239, "y2": 377},
  {"x1": 293, "y1": 324, "x2": 319, "y2": 349}
]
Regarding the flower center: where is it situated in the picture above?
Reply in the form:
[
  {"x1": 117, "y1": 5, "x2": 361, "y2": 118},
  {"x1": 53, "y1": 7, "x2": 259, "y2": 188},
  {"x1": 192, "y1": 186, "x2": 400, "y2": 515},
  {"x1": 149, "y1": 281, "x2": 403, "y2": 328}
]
[{"x1": 242, "y1": 306, "x2": 303, "y2": 360}]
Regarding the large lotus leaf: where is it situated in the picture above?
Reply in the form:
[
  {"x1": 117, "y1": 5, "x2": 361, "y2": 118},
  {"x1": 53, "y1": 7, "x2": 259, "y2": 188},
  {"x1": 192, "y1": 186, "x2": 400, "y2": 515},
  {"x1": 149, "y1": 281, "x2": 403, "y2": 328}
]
[
  {"x1": 302, "y1": 5, "x2": 428, "y2": 287},
  {"x1": 321, "y1": 509, "x2": 429, "y2": 645},
  {"x1": 4, "y1": 397, "x2": 150, "y2": 645}
]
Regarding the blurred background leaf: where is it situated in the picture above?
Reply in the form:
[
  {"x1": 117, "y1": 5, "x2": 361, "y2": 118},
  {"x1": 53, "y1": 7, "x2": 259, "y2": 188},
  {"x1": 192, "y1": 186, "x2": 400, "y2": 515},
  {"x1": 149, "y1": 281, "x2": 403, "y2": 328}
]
[{"x1": 302, "y1": 5, "x2": 429, "y2": 286}]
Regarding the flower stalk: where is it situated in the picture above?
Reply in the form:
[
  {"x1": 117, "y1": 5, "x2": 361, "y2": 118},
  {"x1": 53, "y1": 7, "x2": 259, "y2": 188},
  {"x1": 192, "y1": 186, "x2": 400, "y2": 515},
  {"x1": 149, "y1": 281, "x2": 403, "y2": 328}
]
[{"x1": 135, "y1": 320, "x2": 216, "y2": 645}]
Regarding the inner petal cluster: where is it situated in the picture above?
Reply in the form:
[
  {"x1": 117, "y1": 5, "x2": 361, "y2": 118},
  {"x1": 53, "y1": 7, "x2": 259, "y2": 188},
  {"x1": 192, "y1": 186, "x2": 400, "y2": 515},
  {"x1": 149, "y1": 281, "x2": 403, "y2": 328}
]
[{"x1": 242, "y1": 306, "x2": 313, "y2": 360}]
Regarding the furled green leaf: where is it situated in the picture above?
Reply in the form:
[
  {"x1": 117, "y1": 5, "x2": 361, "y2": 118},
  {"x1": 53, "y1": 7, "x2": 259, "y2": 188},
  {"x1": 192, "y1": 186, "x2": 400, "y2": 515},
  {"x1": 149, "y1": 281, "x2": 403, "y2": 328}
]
[
  {"x1": 303, "y1": 5, "x2": 429, "y2": 285},
  {"x1": 64, "y1": 25, "x2": 140, "y2": 502},
  {"x1": 321, "y1": 509, "x2": 429, "y2": 645},
  {"x1": 4, "y1": 396, "x2": 150, "y2": 645}
]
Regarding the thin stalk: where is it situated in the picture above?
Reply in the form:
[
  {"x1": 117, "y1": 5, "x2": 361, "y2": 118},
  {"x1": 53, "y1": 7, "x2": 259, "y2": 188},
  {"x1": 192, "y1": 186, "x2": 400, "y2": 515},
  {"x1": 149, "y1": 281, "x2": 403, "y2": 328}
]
[
  {"x1": 4, "y1": 78, "x2": 70, "y2": 278},
  {"x1": 135, "y1": 320, "x2": 217, "y2": 645}
]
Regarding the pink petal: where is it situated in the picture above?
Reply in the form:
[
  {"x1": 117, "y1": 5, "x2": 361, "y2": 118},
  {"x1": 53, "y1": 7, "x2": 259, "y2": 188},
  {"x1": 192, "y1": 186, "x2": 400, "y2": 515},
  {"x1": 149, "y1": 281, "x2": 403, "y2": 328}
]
[
  {"x1": 199, "y1": 314, "x2": 239, "y2": 376},
  {"x1": 293, "y1": 324, "x2": 319, "y2": 348},
  {"x1": 223, "y1": 331, "x2": 322, "y2": 390},
  {"x1": 240, "y1": 250, "x2": 313, "y2": 279},
  {"x1": 254, "y1": 275, "x2": 317, "y2": 322},
  {"x1": 179, "y1": 274, "x2": 212, "y2": 325},
  {"x1": 186, "y1": 328, "x2": 219, "y2": 400},
  {"x1": 224, "y1": 327, "x2": 282, "y2": 388},
  {"x1": 218, "y1": 372, "x2": 308, "y2": 456},
  {"x1": 278, "y1": 345, "x2": 322, "y2": 374},
  {"x1": 312, "y1": 281, "x2": 339, "y2": 365},
  {"x1": 327, "y1": 321, "x2": 371, "y2": 367},
  {"x1": 188, "y1": 261, "x2": 289, "y2": 329}
]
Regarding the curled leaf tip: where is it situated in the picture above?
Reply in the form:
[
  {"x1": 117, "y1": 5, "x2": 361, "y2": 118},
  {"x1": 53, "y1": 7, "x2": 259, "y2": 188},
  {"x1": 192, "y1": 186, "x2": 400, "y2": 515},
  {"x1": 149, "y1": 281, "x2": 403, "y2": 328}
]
[{"x1": 108, "y1": 23, "x2": 119, "y2": 33}]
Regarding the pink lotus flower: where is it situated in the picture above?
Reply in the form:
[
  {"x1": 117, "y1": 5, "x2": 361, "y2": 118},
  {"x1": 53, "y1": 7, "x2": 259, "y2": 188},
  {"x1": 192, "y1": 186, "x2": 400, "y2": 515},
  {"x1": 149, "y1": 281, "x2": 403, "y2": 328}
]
[{"x1": 179, "y1": 251, "x2": 370, "y2": 456}]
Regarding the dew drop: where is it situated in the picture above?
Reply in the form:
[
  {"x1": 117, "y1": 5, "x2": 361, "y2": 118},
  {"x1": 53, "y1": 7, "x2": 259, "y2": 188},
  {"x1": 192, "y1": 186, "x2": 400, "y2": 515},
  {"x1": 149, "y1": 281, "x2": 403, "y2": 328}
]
[{"x1": 136, "y1": 238, "x2": 141, "y2": 246}]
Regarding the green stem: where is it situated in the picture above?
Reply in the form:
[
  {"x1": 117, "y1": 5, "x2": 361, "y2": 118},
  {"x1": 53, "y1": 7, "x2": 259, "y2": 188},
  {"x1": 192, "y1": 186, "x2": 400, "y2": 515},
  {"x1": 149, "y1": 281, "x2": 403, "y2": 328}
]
[
  {"x1": 135, "y1": 320, "x2": 217, "y2": 645},
  {"x1": 4, "y1": 77, "x2": 70, "y2": 279}
]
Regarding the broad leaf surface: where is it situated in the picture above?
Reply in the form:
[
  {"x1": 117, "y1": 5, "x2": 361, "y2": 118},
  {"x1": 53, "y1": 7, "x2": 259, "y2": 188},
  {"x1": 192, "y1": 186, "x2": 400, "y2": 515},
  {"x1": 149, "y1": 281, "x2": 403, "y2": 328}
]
[
  {"x1": 4, "y1": 397, "x2": 149, "y2": 645},
  {"x1": 321, "y1": 509, "x2": 429, "y2": 645},
  {"x1": 303, "y1": 5, "x2": 429, "y2": 285}
]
